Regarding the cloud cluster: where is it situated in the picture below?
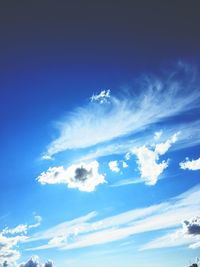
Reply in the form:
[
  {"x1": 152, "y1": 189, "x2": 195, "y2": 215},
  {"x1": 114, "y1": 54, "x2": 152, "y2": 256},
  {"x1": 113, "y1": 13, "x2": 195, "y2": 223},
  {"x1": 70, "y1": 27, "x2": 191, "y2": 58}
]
[
  {"x1": 180, "y1": 157, "x2": 200, "y2": 170},
  {"x1": 133, "y1": 133, "x2": 179, "y2": 185},
  {"x1": 0, "y1": 216, "x2": 41, "y2": 266},
  {"x1": 26, "y1": 185, "x2": 200, "y2": 252},
  {"x1": 19, "y1": 256, "x2": 53, "y2": 267},
  {"x1": 37, "y1": 161, "x2": 106, "y2": 192},
  {"x1": 42, "y1": 64, "x2": 200, "y2": 159}
]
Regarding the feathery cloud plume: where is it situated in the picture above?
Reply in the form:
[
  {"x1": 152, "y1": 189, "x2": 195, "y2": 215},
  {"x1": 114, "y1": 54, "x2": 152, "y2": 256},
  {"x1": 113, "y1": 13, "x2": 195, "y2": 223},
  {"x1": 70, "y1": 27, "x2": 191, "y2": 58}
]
[{"x1": 42, "y1": 64, "x2": 200, "y2": 159}]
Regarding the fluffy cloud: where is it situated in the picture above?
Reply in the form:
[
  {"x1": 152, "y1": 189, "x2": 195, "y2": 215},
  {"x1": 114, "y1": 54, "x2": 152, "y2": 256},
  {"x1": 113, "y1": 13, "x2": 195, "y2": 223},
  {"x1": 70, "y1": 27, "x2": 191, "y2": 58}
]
[
  {"x1": 42, "y1": 64, "x2": 200, "y2": 159},
  {"x1": 108, "y1": 161, "x2": 120, "y2": 172},
  {"x1": 133, "y1": 133, "x2": 178, "y2": 185},
  {"x1": 19, "y1": 256, "x2": 53, "y2": 267},
  {"x1": 180, "y1": 157, "x2": 200, "y2": 170},
  {"x1": 37, "y1": 161, "x2": 106, "y2": 192}
]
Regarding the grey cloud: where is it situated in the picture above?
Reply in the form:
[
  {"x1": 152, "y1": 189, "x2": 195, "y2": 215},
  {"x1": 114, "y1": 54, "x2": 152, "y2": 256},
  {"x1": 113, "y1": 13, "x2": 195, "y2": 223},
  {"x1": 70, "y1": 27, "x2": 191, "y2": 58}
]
[
  {"x1": 19, "y1": 257, "x2": 53, "y2": 267},
  {"x1": 184, "y1": 217, "x2": 200, "y2": 235},
  {"x1": 74, "y1": 167, "x2": 92, "y2": 182}
]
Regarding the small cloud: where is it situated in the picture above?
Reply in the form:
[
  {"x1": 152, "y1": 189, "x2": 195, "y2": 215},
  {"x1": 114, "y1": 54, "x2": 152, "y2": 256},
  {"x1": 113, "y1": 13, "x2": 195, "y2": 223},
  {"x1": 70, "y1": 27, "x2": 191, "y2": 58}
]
[
  {"x1": 19, "y1": 256, "x2": 53, "y2": 267},
  {"x1": 154, "y1": 132, "x2": 180, "y2": 155},
  {"x1": 180, "y1": 157, "x2": 200, "y2": 171},
  {"x1": 122, "y1": 161, "x2": 128, "y2": 168},
  {"x1": 154, "y1": 130, "x2": 163, "y2": 141},
  {"x1": 124, "y1": 152, "x2": 131, "y2": 161},
  {"x1": 90, "y1": 89, "x2": 111, "y2": 104},
  {"x1": 37, "y1": 161, "x2": 106, "y2": 192},
  {"x1": 108, "y1": 160, "x2": 120, "y2": 173}
]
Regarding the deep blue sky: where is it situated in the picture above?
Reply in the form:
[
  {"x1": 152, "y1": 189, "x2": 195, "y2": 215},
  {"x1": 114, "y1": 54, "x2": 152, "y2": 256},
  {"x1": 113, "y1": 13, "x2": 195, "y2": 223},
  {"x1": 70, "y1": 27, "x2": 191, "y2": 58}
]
[{"x1": 1, "y1": 1, "x2": 200, "y2": 267}]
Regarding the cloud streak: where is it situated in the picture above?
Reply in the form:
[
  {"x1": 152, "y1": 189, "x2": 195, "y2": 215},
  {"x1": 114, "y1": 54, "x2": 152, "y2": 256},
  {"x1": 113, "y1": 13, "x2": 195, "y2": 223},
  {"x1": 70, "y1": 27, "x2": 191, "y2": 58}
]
[{"x1": 26, "y1": 185, "x2": 200, "y2": 251}]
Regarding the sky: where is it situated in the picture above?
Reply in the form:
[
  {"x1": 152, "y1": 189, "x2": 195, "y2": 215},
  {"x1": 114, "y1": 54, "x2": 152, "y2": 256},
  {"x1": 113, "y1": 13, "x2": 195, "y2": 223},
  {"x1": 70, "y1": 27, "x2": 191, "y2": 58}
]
[{"x1": 0, "y1": 1, "x2": 200, "y2": 267}]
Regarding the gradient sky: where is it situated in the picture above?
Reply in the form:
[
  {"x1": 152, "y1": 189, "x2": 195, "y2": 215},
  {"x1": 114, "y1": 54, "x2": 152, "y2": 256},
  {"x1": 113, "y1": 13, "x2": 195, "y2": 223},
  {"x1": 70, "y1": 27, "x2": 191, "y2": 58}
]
[{"x1": 1, "y1": 1, "x2": 200, "y2": 267}]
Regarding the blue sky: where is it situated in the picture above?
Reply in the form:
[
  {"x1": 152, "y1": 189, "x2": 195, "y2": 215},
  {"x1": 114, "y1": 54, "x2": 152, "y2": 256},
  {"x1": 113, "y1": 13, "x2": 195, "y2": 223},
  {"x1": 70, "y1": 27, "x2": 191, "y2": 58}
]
[{"x1": 1, "y1": 1, "x2": 200, "y2": 267}]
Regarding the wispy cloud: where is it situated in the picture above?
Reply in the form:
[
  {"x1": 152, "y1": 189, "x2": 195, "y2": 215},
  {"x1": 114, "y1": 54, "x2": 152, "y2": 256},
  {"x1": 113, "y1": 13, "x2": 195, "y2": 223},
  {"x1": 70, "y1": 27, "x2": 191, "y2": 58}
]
[
  {"x1": 26, "y1": 185, "x2": 200, "y2": 251},
  {"x1": 180, "y1": 157, "x2": 200, "y2": 170},
  {"x1": 37, "y1": 161, "x2": 105, "y2": 192},
  {"x1": 140, "y1": 216, "x2": 200, "y2": 251},
  {"x1": 110, "y1": 177, "x2": 142, "y2": 187},
  {"x1": 42, "y1": 64, "x2": 200, "y2": 159}
]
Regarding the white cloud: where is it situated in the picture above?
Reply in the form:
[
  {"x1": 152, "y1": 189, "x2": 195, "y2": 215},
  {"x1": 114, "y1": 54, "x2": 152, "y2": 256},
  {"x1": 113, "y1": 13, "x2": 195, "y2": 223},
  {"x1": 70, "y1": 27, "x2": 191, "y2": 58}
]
[
  {"x1": 180, "y1": 157, "x2": 200, "y2": 170},
  {"x1": 37, "y1": 161, "x2": 105, "y2": 192},
  {"x1": 154, "y1": 132, "x2": 179, "y2": 155},
  {"x1": 42, "y1": 64, "x2": 200, "y2": 159},
  {"x1": 122, "y1": 161, "x2": 128, "y2": 168},
  {"x1": 108, "y1": 161, "x2": 120, "y2": 173},
  {"x1": 90, "y1": 89, "x2": 111, "y2": 104},
  {"x1": 3, "y1": 216, "x2": 42, "y2": 235},
  {"x1": 134, "y1": 146, "x2": 168, "y2": 185},
  {"x1": 26, "y1": 185, "x2": 200, "y2": 252},
  {"x1": 133, "y1": 133, "x2": 179, "y2": 185}
]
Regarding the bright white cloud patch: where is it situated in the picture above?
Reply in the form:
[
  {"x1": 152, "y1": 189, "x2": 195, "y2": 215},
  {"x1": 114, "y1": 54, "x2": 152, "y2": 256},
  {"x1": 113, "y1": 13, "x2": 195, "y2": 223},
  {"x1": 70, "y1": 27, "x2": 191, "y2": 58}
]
[
  {"x1": 37, "y1": 161, "x2": 106, "y2": 192},
  {"x1": 108, "y1": 160, "x2": 120, "y2": 172},
  {"x1": 180, "y1": 157, "x2": 200, "y2": 170},
  {"x1": 133, "y1": 133, "x2": 178, "y2": 185},
  {"x1": 42, "y1": 64, "x2": 200, "y2": 159},
  {"x1": 90, "y1": 89, "x2": 110, "y2": 104},
  {"x1": 134, "y1": 146, "x2": 168, "y2": 185}
]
